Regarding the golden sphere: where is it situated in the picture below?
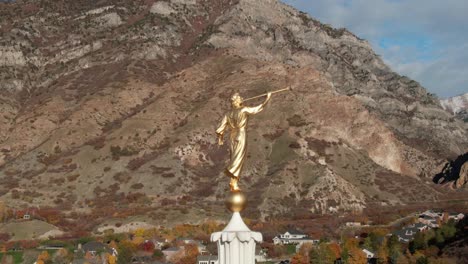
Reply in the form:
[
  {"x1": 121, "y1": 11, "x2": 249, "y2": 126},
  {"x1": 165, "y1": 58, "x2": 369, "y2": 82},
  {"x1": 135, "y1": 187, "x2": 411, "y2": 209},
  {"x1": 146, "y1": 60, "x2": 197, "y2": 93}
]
[{"x1": 226, "y1": 191, "x2": 247, "y2": 212}]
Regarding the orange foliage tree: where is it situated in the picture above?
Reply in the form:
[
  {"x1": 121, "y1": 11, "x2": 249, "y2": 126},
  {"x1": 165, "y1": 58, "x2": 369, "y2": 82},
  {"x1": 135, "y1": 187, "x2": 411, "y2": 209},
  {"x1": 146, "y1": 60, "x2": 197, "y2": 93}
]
[
  {"x1": 348, "y1": 247, "x2": 367, "y2": 264},
  {"x1": 36, "y1": 251, "x2": 50, "y2": 264},
  {"x1": 328, "y1": 243, "x2": 341, "y2": 260},
  {"x1": 291, "y1": 252, "x2": 309, "y2": 264},
  {"x1": 173, "y1": 243, "x2": 199, "y2": 264}
]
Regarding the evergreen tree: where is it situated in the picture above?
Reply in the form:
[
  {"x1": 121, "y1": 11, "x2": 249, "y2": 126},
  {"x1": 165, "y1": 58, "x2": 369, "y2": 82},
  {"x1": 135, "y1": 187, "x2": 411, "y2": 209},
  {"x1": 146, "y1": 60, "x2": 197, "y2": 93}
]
[
  {"x1": 416, "y1": 256, "x2": 429, "y2": 264},
  {"x1": 387, "y1": 235, "x2": 401, "y2": 264},
  {"x1": 409, "y1": 232, "x2": 427, "y2": 253}
]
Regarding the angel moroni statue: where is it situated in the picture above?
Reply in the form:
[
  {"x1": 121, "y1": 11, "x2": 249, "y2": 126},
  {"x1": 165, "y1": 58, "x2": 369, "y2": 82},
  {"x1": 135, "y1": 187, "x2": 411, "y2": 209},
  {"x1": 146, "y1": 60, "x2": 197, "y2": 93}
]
[
  {"x1": 211, "y1": 87, "x2": 289, "y2": 264},
  {"x1": 216, "y1": 92, "x2": 272, "y2": 192}
]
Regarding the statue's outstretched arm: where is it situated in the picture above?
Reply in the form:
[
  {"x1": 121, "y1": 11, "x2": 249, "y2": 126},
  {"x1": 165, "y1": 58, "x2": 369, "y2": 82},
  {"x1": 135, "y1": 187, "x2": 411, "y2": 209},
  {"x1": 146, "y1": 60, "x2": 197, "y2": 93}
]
[{"x1": 244, "y1": 92, "x2": 272, "y2": 115}]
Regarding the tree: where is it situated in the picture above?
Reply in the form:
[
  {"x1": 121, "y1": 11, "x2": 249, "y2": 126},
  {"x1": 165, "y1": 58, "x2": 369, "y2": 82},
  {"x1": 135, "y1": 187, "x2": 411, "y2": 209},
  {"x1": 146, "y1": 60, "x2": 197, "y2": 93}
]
[
  {"x1": 387, "y1": 235, "x2": 401, "y2": 264},
  {"x1": 415, "y1": 256, "x2": 428, "y2": 264},
  {"x1": 153, "y1": 249, "x2": 164, "y2": 260},
  {"x1": 327, "y1": 243, "x2": 341, "y2": 260},
  {"x1": 440, "y1": 222, "x2": 456, "y2": 239},
  {"x1": 291, "y1": 243, "x2": 312, "y2": 264},
  {"x1": 140, "y1": 240, "x2": 155, "y2": 252},
  {"x1": 291, "y1": 253, "x2": 308, "y2": 264},
  {"x1": 363, "y1": 237, "x2": 372, "y2": 252},
  {"x1": 131, "y1": 235, "x2": 145, "y2": 246},
  {"x1": 409, "y1": 232, "x2": 427, "y2": 253},
  {"x1": 266, "y1": 244, "x2": 287, "y2": 258},
  {"x1": 348, "y1": 247, "x2": 367, "y2": 264},
  {"x1": 37, "y1": 251, "x2": 51, "y2": 264},
  {"x1": 52, "y1": 248, "x2": 72, "y2": 264},
  {"x1": 117, "y1": 240, "x2": 137, "y2": 264},
  {"x1": 173, "y1": 244, "x2": 199, "y2": 264},
  {"x1": 376, "y1": 239, "x2": 388, "y2": 264},
  {"x1": 108, "y1": 254, "x2": 117, "y2": 264},
  {"x1": 433, "y1": 230, "x2": 445, "y2": 245},
  {"x1": 309, "y1": 243, "x2": 335, "y2": 264},
  {"x1": 133, "y1": 228, "x2": 146, "y2": 237}
]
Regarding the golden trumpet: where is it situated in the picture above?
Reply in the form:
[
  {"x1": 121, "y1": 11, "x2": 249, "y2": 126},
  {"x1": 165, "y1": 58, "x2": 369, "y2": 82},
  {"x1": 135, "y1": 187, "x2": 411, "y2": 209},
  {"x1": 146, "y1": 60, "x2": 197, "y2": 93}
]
[{"x1": 242, "y1": 86, "x2": 292, "y2": 102}]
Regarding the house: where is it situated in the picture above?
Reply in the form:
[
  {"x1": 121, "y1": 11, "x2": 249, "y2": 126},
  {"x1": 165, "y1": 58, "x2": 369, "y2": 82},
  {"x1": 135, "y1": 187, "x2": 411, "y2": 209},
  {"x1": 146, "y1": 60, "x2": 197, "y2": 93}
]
[
  {"x1": 178, "y1": 237, "x2": 196, "y2": 244},
  {"x1": 392, "y1": 223, "x2": 429, "y2": 243},
  {"x1": 176, "y1": 238, "x2": 207, "y2": 254},
  {"x1": 362, "y1": 249, "x2": 374, "y2": 258},
  {"x1": 162, "y1": 246, "x2": 183, "y2": 260},
  {"x1": 413, "y1": 223, "x2": 428, "y2": 232},
  {"x1": 255, "y1": 248, "x2": 267, "y2": 262},
  {"x1": 448, "y1": 213, "x2": 465, "y2": 221},
  {"x1": 420, "y1": 210, "x2": 443, "y2": 220},
  {"x1": 79, "y1": 241, "x2": 113, "y2": 256},
  {"x1": 197, "y1": 255, "x2": 218, "y2": 264},
  {"x1": 132, "y1": 255, "x2": 153, "y2": 263},
  {"x1": 418, "y1": 215, "x2": 439, "y2": 228},
  {"x1": 345, "y1": 222, "x2": 362, "y2": 227},
  {"x1": 151, "y1": 237, "x2": 168, "y2": 249},
  {"x1": 273, "y1": 230, "x2": 317, "y2": 245},
  {"x1": 362, "y1": 248, "x2": 377, "y2": 264}
]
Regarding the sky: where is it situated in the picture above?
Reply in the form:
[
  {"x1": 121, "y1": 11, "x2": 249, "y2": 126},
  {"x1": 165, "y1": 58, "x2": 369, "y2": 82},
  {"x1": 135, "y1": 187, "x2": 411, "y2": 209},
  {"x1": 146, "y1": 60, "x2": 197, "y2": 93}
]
[{"x1": 282, "y1": 0, "x2": 468, "y2": 98}]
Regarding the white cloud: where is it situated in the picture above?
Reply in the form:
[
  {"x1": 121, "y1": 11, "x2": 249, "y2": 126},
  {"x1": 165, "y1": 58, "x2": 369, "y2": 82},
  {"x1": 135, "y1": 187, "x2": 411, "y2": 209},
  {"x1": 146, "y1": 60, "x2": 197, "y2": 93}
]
[{"x1": 282, "y1": 0, "x2": 468, "y2": 97}]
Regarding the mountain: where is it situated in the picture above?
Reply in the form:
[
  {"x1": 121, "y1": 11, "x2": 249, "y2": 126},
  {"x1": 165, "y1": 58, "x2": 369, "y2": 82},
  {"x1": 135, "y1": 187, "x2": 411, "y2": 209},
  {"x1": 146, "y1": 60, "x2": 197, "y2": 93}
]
[
  {"x1": 0, "y1": 0, "x2": 467, "y2": 228},
  {"x1": 440, "y1": 93, "x2": 468, "y2": 122}
]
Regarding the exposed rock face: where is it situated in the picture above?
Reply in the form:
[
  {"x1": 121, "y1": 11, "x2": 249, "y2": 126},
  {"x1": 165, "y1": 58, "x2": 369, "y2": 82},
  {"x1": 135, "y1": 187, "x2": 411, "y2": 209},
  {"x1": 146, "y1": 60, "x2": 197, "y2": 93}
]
[
  {"x1": 434, "y1": 153, "x2": 468, "y2": 188},
  {"x1": 441, "y1": 93, "x2": 468, "y2": 114},
  {"x1": 455, "y1": 162, "x2": 468, "y2": 188},
  {"x1": 440, "y1": 93, "x2": 468, "y2": 122},
  {"x1": 0, "y1": 0, "x2": 466, "y2": 223}
]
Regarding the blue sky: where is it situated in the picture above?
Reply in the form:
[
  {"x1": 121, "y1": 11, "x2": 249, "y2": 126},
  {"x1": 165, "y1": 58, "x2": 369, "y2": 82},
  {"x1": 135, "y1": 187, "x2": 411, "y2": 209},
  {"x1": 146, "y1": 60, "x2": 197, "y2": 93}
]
[{"x1": 282, "y1": 0, "x2": 468, "y2": 98}]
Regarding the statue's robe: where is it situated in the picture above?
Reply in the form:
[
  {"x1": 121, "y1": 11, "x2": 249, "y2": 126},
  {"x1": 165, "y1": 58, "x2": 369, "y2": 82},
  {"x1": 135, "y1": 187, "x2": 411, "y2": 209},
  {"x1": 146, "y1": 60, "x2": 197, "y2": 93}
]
[{"x1": 216, "y1": 103, "x2": 266, "y2": 178}]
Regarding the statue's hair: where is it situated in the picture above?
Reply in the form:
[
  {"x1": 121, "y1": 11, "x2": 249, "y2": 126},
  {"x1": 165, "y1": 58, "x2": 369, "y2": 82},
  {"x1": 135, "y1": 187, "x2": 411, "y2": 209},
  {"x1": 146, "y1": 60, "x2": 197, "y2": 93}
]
[{"x1": 231, "y1": 92, "x2": 243, "y2": 102}]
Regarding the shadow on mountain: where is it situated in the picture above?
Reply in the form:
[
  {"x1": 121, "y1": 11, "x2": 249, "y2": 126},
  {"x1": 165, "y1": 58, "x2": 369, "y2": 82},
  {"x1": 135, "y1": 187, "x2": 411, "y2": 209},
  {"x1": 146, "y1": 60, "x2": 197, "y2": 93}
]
[{"x1": 433, "y1": 152, "x2": 468, "y2": 184}]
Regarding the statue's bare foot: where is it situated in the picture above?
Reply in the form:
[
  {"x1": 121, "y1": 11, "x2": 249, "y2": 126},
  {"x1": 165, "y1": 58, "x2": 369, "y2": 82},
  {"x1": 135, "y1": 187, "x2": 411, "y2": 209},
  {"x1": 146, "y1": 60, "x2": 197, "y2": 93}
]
[{"x1": 230, "y1": 177, "x2": 241, "y2": 192}]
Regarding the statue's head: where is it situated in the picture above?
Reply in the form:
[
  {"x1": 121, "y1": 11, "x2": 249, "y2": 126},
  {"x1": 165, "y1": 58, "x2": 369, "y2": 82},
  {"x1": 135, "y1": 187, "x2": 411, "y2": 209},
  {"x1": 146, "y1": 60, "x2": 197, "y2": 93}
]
[{"x1": 231, "y1": 93, "x2": 243, "y2": 108}]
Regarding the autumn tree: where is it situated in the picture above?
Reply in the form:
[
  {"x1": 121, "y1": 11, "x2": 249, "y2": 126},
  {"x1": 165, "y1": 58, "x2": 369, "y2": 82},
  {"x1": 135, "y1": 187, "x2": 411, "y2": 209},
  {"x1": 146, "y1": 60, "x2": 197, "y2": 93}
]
[
  {"x1": 328, "y1": 243, "x2": 341, "y2": 260},
  {"x1": 173, "y1": 243, "x2": 199, "y2": 264},
  {"x1": 107, "y1": 253, "x2": 117, "y2": 264},
  {"x1": 117, "y1": 240, "x2": 137, "y2": 264},
  {"x1": 291, "y1": 252, "x2": 308, "y2": 264},
  {"x1": 291, "y1": 243, "x2": 313, "y2": 264},
  {"x1": 131, "y1": 235, "x2": 145, "y2": 246},
  {"x1": 36, "y1": 251, "x2": 51, "y2": 264},
  {"x1": 376, "y1": 241, "x2": 388, "y2": 264},
  {"x1": 264, "y1": 244, "x2": 287, "y2": 258},
  {"x1": 140, "y1": 240, "x2": 155, "y2": 252},
  {"x1": 347, "y1": 247, "x2": 367, "y2": 264},
  {"x1": 52, "y1": 248, "x2": 72, "y2": 264},
  {"x1": 309, "y1": 243, "x2": 335, "y2": 264},
  {"x1": 341, "y1": 237, "x2": 360, "y2": 263},
  {"x1": 133, "y1": 228, "x2": 146, "y2": 237}
]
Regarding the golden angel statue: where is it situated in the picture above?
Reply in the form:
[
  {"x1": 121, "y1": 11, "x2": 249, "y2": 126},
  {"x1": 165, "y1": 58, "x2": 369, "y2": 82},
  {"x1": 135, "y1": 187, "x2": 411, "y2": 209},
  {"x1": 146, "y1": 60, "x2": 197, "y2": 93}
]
[{"x1": 216, "y1": 92, "x2": 272, "y2": 192}]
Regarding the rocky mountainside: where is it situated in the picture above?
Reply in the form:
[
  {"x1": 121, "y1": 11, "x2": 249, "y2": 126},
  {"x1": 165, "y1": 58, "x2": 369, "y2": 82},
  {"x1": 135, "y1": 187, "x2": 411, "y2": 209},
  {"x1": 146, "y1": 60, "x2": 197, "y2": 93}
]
[
  {"x1": 0, "y1": 0, "x2": 467, "y2": 226},
  {"x1": 440, "y1": 93, "x2": 468, "y2": 122}
]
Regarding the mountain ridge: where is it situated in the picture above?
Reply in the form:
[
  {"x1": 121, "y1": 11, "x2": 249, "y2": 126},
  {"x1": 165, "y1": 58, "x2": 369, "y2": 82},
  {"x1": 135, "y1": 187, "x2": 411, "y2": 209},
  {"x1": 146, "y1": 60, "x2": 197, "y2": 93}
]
[
  {"x1": 0, "y1": 0, "x2": 466, "y2": 227},
  {"x1": 440, "y1": 92, "x2": 468, "y2": 122}
]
